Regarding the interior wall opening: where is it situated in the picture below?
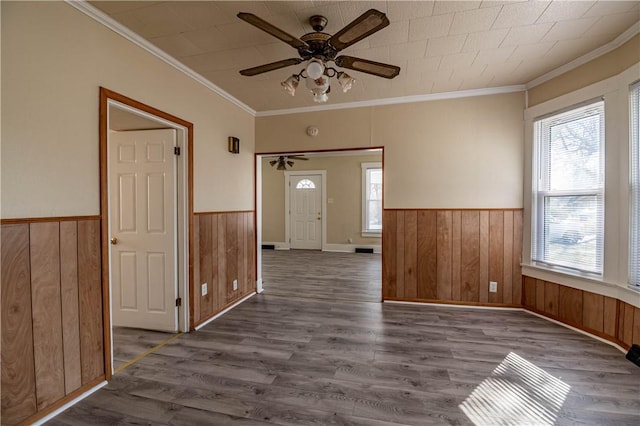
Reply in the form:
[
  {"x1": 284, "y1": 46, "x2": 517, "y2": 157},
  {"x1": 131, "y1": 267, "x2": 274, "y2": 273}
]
[
  {"x1": 256, "y1": 148, "x2": 383, "y2": 303},
  {"x1": 101, "y1": 89, "x2": 192, "y2": 378}
]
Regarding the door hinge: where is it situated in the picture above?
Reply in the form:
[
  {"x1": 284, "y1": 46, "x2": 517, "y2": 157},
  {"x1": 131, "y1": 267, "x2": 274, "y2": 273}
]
[
  {"x1": 175, "y1": 297, "x2": 182, "y2": 307},
  {"x1": 174, "y1": 147, "x2": 181, "y2": 156}
]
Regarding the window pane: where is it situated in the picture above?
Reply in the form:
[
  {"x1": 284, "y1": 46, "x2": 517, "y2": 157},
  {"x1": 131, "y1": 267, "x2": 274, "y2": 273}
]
[
  {"x1": 368, "y1": 200, "x2": 382, "y2": 230},
  {"x1": 543, "y1": 195, "x2": 602, "y2": 273},
  {"x1": 547, "y1": 113, "x2": 602, "y2": 191},
  {"x1": 296, "y1": 179, "x2": 315, "y2": 189},
  {"x1": 533, "y1": 101, "x2": 604, "y2": 274},
  {"x1": 631, "y1": 83, "x2": 640, "y2": 286}
]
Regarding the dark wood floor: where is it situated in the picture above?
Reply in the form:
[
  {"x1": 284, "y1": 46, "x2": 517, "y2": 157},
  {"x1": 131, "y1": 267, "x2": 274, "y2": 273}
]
[
  {"x1": 48, "y1": 251, "x2": 640, "y2": 425},
  {"x1": 112, "y1": 327, "x2": 176, "y2": 371},
  {"x1": 261, "y1": 249, "x2": 381, "y2": 302}
]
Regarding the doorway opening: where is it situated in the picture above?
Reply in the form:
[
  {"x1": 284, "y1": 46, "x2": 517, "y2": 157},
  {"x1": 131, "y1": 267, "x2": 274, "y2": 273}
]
[
  {"x1": 100, "y1": 88, "x2": 193, "y2": 378},
  {"x1": 256, "y1": 148, "x2": 383, "y2": 303}
]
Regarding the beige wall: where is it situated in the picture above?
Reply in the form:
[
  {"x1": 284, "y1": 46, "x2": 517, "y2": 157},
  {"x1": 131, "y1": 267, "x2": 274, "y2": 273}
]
[
  {"x1": 1, "y1": 2, "x2": 255, "y2": 219},
  {"x1": 528, "y1": 34, "x2": 640, "y2": 107},
  {"x1": 257, "y1": 91, "x2": 525, "y2": 209},
  {"x1": 262, "y1": 153, "x2": 382, "y2": 245}
]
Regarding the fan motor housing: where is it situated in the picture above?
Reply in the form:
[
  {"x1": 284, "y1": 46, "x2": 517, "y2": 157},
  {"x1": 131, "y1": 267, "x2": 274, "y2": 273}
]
[{"x1": 300, "y1": 32, "x2": 336, "y2": 60}]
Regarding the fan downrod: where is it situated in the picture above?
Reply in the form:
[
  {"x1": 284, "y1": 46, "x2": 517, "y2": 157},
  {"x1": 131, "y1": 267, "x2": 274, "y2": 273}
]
[{"x1": 309, "y1": 15, "x2": 328, "y2": 32}]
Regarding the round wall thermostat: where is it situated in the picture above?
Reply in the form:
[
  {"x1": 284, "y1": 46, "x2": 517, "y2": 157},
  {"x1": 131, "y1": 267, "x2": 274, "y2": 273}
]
[{"x1": 306, "y1": 126, "x2": 319, "y2": 137}]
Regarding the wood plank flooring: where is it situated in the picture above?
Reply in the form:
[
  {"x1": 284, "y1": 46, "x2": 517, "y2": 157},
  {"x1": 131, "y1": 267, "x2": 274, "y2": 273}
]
[
  {"x1": 112, "y1": 327, "x2": 176, "y2": 371},
  {"x1": 261, "y1": 249, "x2": 382, "y2": 302},
  {"x1": 49, "y1": 293, "x2": 639, "y2": 425}
]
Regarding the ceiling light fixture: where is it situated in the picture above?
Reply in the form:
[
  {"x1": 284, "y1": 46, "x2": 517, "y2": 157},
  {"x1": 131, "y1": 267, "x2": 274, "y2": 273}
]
[{"x1": 281, "y1": 59, "x2": 355, "y2": 103}]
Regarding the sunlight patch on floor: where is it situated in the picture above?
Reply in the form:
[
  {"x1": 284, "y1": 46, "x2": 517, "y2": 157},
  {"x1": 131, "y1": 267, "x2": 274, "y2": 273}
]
[{"x1": 459, "y1": 352, "x2": 571, "y2": 425}]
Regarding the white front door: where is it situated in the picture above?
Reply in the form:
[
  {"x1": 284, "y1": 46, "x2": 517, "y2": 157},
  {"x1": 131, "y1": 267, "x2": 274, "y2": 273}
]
[
  {"x1": 290, "y1": 174, "x2": 322, "y2": 250},
  {"x1": 109, "y1": 129, "x2": 178, "y2": 332}
]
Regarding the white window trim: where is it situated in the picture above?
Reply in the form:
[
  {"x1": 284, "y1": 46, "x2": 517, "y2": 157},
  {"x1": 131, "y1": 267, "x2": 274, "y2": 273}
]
[
  {"x1": 522, "y1": 62, "x2": 640, "y2": 306},
  {"x1": 629, "y1": 80, "x2": 640, "y2": 288},
  {"x1": 361, "y1": 162, "x2": 382, "y2": 237},
  {"x1": 531, "y1": 100, "x2": 605, "y2": 276}
]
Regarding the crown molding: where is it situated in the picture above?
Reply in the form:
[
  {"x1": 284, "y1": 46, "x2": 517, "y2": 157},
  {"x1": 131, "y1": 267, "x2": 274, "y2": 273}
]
[
  {"x1": 65, "y1": 0, "x2": 256, "y2": 116},
  {"x1": 526, "y1": 21, "x2": 640, "y2": 90},
  {"x1": 256, "y1": 85, "x2": 526, "y2": 117}
]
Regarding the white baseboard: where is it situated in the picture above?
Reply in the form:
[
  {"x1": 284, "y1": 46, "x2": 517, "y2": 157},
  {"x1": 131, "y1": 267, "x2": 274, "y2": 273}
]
[
  {"x1": 195, "y1": 292, "x2": 256, "y2": 331},
  {"x1": 323, "y1": 243, "x2": 381, "y2": 253},
  {"x1": 32, "y1": 381, "x2": 108, "y2": 425}
]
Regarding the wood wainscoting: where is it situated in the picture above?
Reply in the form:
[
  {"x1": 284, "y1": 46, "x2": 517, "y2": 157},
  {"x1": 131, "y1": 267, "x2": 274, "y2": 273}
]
[
  {"x1": 1, "y1": 218, "x2": 104, "y2": 425},
  {"x1": 523, "y1": 276, "x2": 640, "y2": 349},
  {"x1": 192, "y1": 211, "x2": 256, "y2": 328},
  {"x1": 382, "y1": 209, "x2": 522, "y2": 306}
]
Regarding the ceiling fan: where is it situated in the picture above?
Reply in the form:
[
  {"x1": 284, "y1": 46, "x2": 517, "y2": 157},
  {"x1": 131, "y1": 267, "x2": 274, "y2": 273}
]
[
  {"x1": 237, "y1": 9, "x2": 400, "y2": 103},
  {"x1": 269, "y1": 155, "x2": 308, "y2": 170}
]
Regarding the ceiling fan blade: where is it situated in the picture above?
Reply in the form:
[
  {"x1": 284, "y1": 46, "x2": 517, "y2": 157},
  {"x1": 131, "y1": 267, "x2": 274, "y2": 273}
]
[
  {"x1": 238, "y1": 13, "x2": 310, "y2": 51},
  {"x1": 239, "y1": 58, "x2": 304, "y2": 76},
  {"x1": 287, "y1": 155, "x2": 308, "y2": 160},
  {"x1": 328, "y1": 9, "x2": 389, "y2": 52},
  {"x1": 335, "y1": 55, "x2": 400, "y2": 79}
]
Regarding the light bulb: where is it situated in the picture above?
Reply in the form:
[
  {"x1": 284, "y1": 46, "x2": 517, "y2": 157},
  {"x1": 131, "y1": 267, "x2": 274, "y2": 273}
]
[
  {"x1": 338, "y1": 72, "x2": 355, "y2": 93},
  {"x1": 306, "y1": 59, "x2": 325, "y2": 79},
  {"x1": 281, "y1": 75, "x2": 299, "y2": 96}
]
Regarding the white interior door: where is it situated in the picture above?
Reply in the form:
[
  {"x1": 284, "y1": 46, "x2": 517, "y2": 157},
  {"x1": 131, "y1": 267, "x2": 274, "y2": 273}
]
[
  {"x1": 290, "y1": 174, "x2": 322, "y2": 250},
  {"x1": 109, "y1": 129, "x2": 178, "y2": 332}
]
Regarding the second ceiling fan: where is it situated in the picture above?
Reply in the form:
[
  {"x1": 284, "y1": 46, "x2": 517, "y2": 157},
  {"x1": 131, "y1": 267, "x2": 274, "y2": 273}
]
[{"x1": 237, "y1": 8, "x2": 400, "y2": 103}]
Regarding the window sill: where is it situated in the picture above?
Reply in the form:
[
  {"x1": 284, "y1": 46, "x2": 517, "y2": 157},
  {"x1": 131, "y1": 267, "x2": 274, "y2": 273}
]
[{"x1": 361, "y1": 231, "x2": 381, "y2": 238}]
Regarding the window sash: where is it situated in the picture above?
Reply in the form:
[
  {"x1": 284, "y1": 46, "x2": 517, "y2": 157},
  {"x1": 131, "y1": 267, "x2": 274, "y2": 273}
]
[
  {"x1": 533, "y1": 101, "x2": 605, "y2": 275},
  {"x1": 362, "y1": 163, "x2": 382, "y2": 234},
  {"x1": 630, "y1": 82, "x2": 640, "y2": 286}
]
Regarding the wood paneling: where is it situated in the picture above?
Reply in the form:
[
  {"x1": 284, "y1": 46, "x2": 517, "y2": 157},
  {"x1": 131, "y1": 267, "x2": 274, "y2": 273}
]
[
  {"x1": 395, "y1": 211, "x2": 405, "y2": 298},
  {"x1": 403, "y1": 211, "x2": 418, "y2": 299},
  {"x1": 488, "y1": 211, "x2": 503, "y2": 304},
  {"x1": 460, "y1": 211, "x2": 479, "y2": 302},
  {"x1": 543, "y1": 281, "x2": 559, "y2": 316},
  {"x1": 77, "y1": 220, "x2": 104, "y2": 385},
  {"x1": 192, "y1": 217, "x2": 201, "y2": 324},
  {"x1": 1, "y1": 224, "x2": 37, "y2": 424},
  {"x1": 603, "y1": 296, "x2": 617, "y2": 337},
  {"x1": 512, "y1": 212, "x2": 523, "y2": 305},
  {"x1": 382, "y1": 210, "x2": 397, "y2": 299},
  {"x1": 198, "y1": 215, "x2": 213, "y2": 318},
  {"x1": 60, "y1": 222, "x2": 81, "y2": 395},
  {"x1": 226, "y1": 213, "x2": 239, "y2": 302},
  {"x1": 383, "y1": 209, "x2": 522, "y2": 306},
  {"x1": 192, "y1": 212, "x2": 256, "y2": 328},
  {"x1": 523, "y1": 276, "x2": 536, "y2": 309},
  {"x1": 217, "y1": 214, "x2": 227, "y2": 313},
  {"x1": 620, "y1": 302, "x2": 634, "y2": 346},
  {"x1": 535, "y1": 279, "x2": 545, "y2": 312},
  {"x1": 30, "y1": 222, "x2": 65, "y2": 410},
  {"x1": 451, "y1": 211, "x2": 461, "y2": 301},
  {"x1": 582, "y1": 292, "x2": 604, "y2": 333},
  {"x1": 479, "y1": 211, "x2": 489, "y2": 303},
  {"x1": 417, "y1": 211, "x2": 437, "y2": 299},
  {"x1": 436, "y1": 211, "x2": 452, "y2": 300},
  {"x1": 523, "y1": 275, "x2": 640, "y2": 350},
  {"x1": 558, "y1": 285, "x2": 582, "y2": 325},
  {"x1": 2, "y1": 218, "x2": 104, "y2": 424}
]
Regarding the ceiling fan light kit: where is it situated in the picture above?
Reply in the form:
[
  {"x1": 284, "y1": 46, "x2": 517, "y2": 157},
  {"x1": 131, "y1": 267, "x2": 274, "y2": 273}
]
[{"x1": 237, "y1": 9, "x2": 400, "y2": 104}]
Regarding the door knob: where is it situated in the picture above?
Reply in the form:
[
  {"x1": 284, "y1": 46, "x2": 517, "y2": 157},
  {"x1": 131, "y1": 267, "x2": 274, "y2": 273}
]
[{"x1": 110, "y1": 237, "x2": 118, "y2": 245}]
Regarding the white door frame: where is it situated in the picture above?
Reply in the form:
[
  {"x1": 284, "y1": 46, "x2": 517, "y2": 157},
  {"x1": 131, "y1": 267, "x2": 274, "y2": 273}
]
[
  {"x1": 284, "y1": 170, "x2": 327, "y2": 251},
  {"x1": 106, "y1": 100, "x2": 189, "y2": 366}
]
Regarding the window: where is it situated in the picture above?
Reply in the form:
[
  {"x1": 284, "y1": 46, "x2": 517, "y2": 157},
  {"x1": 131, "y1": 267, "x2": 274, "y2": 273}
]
[
  {"x1": 362, "y1": 162, "x2": 382, "y2": 235},
  {"x1": 630, "y1": 82, "x2": 640, "y2": 287},
  {"x1": 532, "y1": 100, "x2": 604, "y2": 275},
  {"x1": 296, "y1": 179, "x2": 315, "y2": 189}
]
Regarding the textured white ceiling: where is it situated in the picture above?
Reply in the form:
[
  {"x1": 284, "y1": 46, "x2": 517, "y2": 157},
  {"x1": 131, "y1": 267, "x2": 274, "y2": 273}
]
[{"x1": 90, "y1": 1, "x2": 640, "y2": 112}]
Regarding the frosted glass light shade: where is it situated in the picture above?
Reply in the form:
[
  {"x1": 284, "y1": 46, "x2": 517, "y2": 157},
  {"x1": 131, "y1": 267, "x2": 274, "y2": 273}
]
[{"x1": 306, "y1": 59, "x2": 325, "y2": 79}]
